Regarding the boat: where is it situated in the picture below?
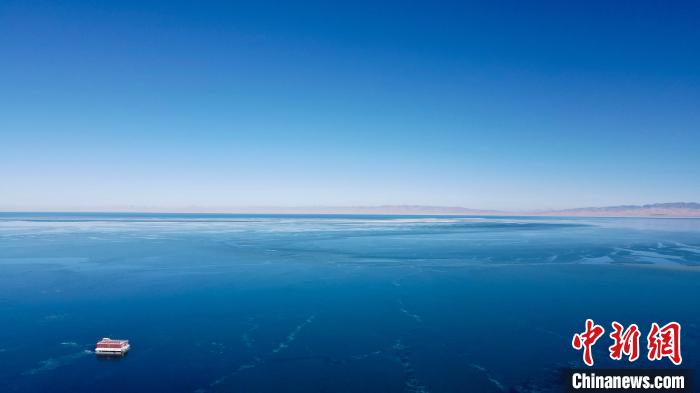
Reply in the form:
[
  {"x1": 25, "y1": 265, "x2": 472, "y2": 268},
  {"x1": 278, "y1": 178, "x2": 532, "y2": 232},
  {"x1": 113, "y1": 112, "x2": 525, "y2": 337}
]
[{"x1": 95, "y1": 338, "x2": 130, "y2": 355}]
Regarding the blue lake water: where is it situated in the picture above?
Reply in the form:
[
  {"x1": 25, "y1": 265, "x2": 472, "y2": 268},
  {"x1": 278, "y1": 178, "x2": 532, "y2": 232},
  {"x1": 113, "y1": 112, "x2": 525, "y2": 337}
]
[{"x1": 0, "y1": 213, "x2": 698, "y2": 392}]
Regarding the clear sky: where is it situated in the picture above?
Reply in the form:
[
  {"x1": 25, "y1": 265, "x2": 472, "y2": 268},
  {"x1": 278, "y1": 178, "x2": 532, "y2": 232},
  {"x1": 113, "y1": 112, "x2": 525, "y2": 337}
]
[{"x1": 1, "y1": 1, "x2": 699, "y2": 211}]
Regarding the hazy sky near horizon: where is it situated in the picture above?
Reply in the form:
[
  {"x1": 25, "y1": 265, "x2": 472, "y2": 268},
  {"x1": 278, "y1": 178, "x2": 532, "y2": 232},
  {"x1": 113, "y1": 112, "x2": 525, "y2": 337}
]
[{"x1": 1, "y1": 1, "x2": 699, "y2": 210}]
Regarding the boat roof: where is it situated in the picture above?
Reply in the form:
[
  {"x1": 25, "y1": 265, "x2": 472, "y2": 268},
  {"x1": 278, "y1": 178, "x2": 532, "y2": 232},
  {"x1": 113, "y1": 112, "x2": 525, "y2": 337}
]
[{"x1": 97, "y1": 338, "x2": 129, "y2": 344}]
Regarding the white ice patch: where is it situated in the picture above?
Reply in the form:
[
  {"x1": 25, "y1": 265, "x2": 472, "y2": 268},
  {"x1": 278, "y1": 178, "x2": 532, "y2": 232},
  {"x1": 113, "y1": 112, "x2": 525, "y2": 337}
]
[
  {"x1": 0, "y1": 257, "x2": 88, "y2": 265},
  {"x1": 470, "y1": 364, "x2": 506, "y2": 391},
  {"x1": 241, "y1": 321, "x2": 258, "y2": 349},
  {"x1": 393, "y1": 340, "x2": 430, "y2": 393},
  {"x1": 579, "y1": 256, "x2": 614, "y2": 265},
  {"x1": 617, "y1": 248, "x2": 684, "y2": 265},
  {"x1": 398, "y1": 300, "x2": 423, "y2": 323},
  {"x1": 677, "y1": 247, "x2": 700, "y2": 255},
  {"x1": 272, "y1": 315, "x2": 315, "y2": 354}
]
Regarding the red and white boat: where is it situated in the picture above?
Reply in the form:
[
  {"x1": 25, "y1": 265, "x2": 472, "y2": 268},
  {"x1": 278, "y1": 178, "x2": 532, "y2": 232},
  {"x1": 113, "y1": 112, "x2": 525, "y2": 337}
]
[{"x1": 95, "y1": 338, "x2": 130, "y2": 355}]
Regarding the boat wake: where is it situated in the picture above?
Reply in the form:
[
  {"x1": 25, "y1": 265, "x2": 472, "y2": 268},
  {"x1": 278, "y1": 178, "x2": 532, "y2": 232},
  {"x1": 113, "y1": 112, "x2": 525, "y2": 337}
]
[{"x1": 23, "y1": 350, "x2": 92, "y2": 375}]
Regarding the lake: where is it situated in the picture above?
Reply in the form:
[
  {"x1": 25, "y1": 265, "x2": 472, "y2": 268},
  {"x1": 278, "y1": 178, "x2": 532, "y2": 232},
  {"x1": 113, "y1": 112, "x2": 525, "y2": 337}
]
[{"x1": 0, "y1": 213, "x2": 698, "y2": 392}]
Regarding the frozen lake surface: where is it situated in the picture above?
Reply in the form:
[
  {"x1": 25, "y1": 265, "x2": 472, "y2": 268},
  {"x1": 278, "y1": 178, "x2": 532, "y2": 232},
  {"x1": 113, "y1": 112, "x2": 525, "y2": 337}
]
[{"x1": 1, "y1": 213, "x2": 698, "y2": 392}]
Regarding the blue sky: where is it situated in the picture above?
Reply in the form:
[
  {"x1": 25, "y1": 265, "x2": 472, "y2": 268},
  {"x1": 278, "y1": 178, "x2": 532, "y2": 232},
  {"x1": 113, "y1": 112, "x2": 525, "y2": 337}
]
[{"x1": 1, "y1": 1, "x2": 699, "y2": 210}]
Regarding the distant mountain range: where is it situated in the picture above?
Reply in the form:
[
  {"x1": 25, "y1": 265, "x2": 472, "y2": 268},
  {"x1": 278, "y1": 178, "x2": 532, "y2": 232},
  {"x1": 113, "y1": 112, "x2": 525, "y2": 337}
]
[
  {"x1": 223, "y1": 202, "x2": 700, "y2": 217},
  {"x1": 2, "y1": 203, "x2": 699, "y2": 217},
  {"x1": 539, "y1": 202, "x2": 700, "y2": 217},
  {"x1": 170, "y1": 203, "x2": 700, "y2": 217},
  {"x1": 288, "y1": 202, "x2": 700, "y2": 217}
]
